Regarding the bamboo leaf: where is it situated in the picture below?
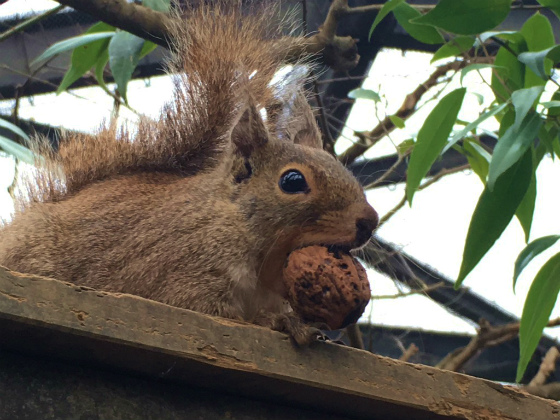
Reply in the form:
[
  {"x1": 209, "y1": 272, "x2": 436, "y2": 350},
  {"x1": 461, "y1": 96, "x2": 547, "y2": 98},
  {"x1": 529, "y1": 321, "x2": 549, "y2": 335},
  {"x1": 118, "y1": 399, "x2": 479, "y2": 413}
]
[
  {"x1": 57, "y1": 22, "x2": 115, "y2": 93},
  {"x1": 463, "y1": 140, "x2": 491, "y2": 183},
  {"x1": 108, "y1": 31, "x2": 145, "y2": 102},
  {"x1": 520, "y1": 12, "x2": 555, "y2": 88},
  {"x1": 32, "y1": 32, "x2": 115, "y2": 65},
  {"x1": 443, "y1": 103, "x2": 508, "y2": 154},
  {"x1": 517, "y1": 252, "x2": 560, "y2": 382},
  {"x1": 0, "y1": 135, "x2": 35, "y2": 164},
  {"x1": 487, "y1": 111, "x2": 542, "y2": 190},
  {"x1": 456, "y1": 149, "x2": 533, "y2": 287},
  {"x1": 518, "y1": 45, "x2": 560, "y2": 80},
  {"x1": 406, "y1": 88, "x2": 466, "y2": 204},
  {"x1": 0, "y1": 118, "x2": 30, "y2": 141},
  {"x1": 514, "y1": 235, "x2": 560, "y2": 288}
]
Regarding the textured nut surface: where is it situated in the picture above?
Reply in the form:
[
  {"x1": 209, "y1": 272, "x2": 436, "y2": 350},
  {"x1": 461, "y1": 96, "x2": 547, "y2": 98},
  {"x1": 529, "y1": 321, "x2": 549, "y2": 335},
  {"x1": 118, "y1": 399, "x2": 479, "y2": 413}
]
[{"x1": 282, "y1": 245, "x2": 370, "y2": 330}]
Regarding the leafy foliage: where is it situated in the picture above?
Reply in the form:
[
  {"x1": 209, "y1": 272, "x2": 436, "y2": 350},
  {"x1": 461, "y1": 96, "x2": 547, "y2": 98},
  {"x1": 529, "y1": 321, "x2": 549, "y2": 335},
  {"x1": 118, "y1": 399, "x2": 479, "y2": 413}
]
[{"x1": 370, "y1": 0, "x2": 560, "y2": 381}]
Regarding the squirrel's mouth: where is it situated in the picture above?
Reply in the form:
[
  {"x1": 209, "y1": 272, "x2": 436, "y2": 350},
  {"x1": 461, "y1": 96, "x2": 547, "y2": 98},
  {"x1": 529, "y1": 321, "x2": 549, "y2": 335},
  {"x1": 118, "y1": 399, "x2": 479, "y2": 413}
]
[{"x1": 326, "y1": 244, "x2": 352, "y2": 254}]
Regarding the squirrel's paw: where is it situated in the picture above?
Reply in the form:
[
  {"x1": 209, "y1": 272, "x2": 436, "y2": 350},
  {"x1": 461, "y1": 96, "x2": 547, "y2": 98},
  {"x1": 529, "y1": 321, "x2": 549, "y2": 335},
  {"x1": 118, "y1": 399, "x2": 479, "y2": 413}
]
[{"x1": 253, "y1": 312, "x2": 324, "y2": 346}]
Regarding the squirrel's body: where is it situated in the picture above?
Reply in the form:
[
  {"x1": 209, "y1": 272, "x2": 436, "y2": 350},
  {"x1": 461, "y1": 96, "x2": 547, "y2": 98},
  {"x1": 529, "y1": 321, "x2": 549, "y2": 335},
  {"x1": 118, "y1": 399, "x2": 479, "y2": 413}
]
[{"x1": 0, "y1": 1, "x2": 377, "y2": 341}]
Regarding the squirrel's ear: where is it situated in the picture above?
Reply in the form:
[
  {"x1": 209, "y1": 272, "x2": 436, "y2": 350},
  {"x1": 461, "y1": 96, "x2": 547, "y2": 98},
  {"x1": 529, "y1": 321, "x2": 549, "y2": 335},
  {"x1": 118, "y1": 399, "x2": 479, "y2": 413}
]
[
  {"x1": 230, "y1": 100, "x2": 269, "y2": 157},
  {"x1": 289, "y1": 92, "x2": 323, "y2": 149},
  {"x1": 268, "y1": 68, "x2": 323, "y2": 150}
]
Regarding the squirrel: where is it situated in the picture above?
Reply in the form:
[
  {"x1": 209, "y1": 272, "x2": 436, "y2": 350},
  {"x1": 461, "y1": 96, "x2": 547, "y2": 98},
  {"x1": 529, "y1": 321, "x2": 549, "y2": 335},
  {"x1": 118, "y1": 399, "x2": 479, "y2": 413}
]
[{"x1": 0, "y1": 1, "x2": 378, "y2": 345}]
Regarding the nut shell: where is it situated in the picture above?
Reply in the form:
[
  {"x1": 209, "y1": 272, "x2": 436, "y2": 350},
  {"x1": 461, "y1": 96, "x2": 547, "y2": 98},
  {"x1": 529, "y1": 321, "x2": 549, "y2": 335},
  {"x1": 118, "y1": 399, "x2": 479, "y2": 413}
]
[{"x1": 282, "y1": 245, "x2": 370, "y2": 330}]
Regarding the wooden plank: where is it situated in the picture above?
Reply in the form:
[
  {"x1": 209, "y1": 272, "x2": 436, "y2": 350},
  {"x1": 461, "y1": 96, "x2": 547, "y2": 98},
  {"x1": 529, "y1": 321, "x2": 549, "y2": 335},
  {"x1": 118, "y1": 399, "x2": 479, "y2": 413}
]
[{"x1": 0, "y1": 265, "x2": 558, "y2": 420}]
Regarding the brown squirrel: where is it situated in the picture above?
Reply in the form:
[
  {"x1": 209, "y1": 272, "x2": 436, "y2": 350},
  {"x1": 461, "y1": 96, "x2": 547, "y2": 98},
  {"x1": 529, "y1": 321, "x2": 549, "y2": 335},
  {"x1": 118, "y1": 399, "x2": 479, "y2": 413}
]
[{"x1": 0, "y1": 1, "x2": 378, "y2": 344}]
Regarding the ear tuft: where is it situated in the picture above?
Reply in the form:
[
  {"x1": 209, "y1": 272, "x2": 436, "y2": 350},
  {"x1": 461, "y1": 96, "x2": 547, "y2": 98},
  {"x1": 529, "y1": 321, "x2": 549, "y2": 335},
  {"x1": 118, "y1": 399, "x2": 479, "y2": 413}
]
[{"x1": 231, "y1": 100, "x2": 269, "y2": 157}]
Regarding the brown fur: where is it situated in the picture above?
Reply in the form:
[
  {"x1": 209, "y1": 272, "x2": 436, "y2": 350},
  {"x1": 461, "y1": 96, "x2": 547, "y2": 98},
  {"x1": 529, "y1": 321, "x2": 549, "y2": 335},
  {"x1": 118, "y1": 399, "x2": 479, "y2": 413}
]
[{"x1": 0, "y1": 1, "x2": 377, "y2": 344}]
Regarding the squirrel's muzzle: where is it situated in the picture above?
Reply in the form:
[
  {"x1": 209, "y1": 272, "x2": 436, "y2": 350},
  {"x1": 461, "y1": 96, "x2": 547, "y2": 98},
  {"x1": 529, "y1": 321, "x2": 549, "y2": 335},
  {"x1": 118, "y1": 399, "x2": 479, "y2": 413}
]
[{"x1": 354, "y1": 205, "x2": 378, "y2": 248}]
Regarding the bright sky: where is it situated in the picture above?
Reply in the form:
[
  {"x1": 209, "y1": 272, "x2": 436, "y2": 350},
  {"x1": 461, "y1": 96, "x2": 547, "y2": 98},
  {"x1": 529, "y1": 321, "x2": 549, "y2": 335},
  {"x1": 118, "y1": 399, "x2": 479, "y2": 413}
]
[{"x1": 2, "y1": 2, "x2": 560, "y2": 337}]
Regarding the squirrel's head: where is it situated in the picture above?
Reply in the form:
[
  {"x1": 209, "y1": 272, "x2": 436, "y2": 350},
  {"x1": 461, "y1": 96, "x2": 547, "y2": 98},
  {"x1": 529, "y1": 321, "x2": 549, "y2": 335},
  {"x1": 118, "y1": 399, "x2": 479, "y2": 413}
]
[{"x1": 225, "y1": 90, "x2": 378, "y2": 259}]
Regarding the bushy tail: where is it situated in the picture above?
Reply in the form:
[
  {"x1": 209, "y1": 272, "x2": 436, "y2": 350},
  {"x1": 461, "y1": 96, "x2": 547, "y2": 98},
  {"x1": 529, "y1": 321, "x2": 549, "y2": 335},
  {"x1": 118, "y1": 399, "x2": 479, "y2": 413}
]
[{"x1": 20, "y1": 0, "x2": 304, "y2": 207}]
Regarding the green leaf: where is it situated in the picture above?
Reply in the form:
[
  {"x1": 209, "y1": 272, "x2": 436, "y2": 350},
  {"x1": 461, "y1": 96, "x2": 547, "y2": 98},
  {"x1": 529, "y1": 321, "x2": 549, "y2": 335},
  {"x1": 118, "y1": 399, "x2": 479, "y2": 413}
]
[
  {"x1": 0, "y1": 118, "x2": 30, "y2": 141},
  {"x1": 406, "y1": 88, "x2": 466, "y2": 204},
  {"x1": 443, "y1": 103, "x2": 509, "y2": 154},
  {"x1": 463, "y1": 140, "x2": 490, "y2": 183},
  {"x1": 493, "y1": 39, "x2": 527, "y2": 103},
  {"x1": 518, "y1": 45, "x2": 560, "y2": 80},
  {"x1": 471, "y1": 92, "x2": 485, "y2": 106},
  {"x1": 539, "y1": 123, "x2": 559, "y2": 157},
  {"x1": 541, "y1": 101, "x2": 560, "y2": 108},
  {"x1": 32, "y1": 32, "x2": 115, "y2": 66},
  {"x1": 537, "y1": 0, "x2": 560, "y2": 21},
  {"x1": 511, "y1": 86, "x2": 544, "y2": 130},
  {"x1": 413, "y1": 0, "x2": 512, "y2": 36},
  {"x1": 554, "y1": 136, "x2": 560, "y2": 159},
  {"x1": 514, "y1": 235, "x2": 560, "y2": 289},
  {"x1": 0, "y1": 135, "x2": 35, "y2": 164},
  {"x1": 516, "y1": 166, "x2": 537, "y2": 244},
  {"x1": 460, "y1": 64, "x2": 506, "y2": 85},
  {"x1": 393, "y1": 3, "x2": 444, "y2": 45},
  {"x1": 139, "y1": 40, "x2": 158, "y2": 58},
  {"x1": 94, "y1": 46, "x2": 110, "y2": 92},
  {"x1": 478, "y1": 31, "x2": 524, "y2": 45},
  {"x1": 390, "y1": 115, "x2": 405, "y2": 129},
  {"x1": 456, "y1": 149, "x2": 533, "y2": 287},
  {"x1": 498, "y1": 107, "x2": 515, "y2": 136},
  {"x1": 369, "y1": 0, "x2": 406, "y2": 40},
  {"x1": 108, "y1": 31, "x2": 145, "y2": 102},
  {"x1": 57, "y1": 22, "x2": 115, "y2": 93},
  {"x1": 348, "y1": 88, "x2": 380, "y2": 102},
  {"x1": 520, "y1": 12, "x2": 555, "y2": 88},
  {"x1": 431, "y1": 36, "x2": 474, "y2": 63},
  {"x1": 517, "y1": 252, "x2": 560, "y2": 382},
  {"x1": 397, "y1": 139, "x2": 414, "y2": 156},
  {"x1": 143, "y1": 0, "x2": 170, "y2": 12},
  {"x1": 487, "y1": 111, "x2": 542, "y2": 190}
]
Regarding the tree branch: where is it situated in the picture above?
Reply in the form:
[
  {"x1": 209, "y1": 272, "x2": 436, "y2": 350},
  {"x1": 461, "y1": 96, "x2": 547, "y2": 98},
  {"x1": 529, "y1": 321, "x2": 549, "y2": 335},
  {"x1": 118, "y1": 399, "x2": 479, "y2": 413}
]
[
  {"x1": 53, "y1": 0, "x2": 364, "y2": 72},
  {"x1": 528, "y1": 347, "x2": 560, "y2": 387},
  {"x1": 339, "y1": 60, "x2": 470, "y2": 165},
  {"x1": 399, "y1": 343, "x2": 419, "y2": 362},
  {"x1": 55, "y1": 0, "x2": 173, "y2": 46},
  {"x1": 437, "y1": 318, "x2": 560, "y2": 373}
]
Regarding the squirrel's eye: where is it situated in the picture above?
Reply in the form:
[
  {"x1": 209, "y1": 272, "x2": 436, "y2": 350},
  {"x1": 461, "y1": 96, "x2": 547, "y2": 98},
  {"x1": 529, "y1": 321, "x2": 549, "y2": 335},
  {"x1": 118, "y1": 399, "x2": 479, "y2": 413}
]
[{"x1": 279, "y1": 169, "x2": 309, "y2": 194}]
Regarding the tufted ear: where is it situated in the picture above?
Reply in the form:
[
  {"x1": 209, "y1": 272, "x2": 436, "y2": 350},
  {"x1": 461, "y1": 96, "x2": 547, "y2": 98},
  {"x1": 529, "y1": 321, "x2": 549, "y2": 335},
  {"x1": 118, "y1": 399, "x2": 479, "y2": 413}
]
[
  {"x1": 230, "y1": 98, "x2": 269, "y2": 158},
  {"x1": 267, "y1": 67, "x2": 323, "y2": 150}
]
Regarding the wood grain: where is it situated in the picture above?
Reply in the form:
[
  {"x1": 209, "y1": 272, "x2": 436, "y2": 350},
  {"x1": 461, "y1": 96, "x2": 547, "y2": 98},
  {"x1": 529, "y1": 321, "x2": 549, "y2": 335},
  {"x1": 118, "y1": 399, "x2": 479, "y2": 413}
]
[{"x1": 0, "y1": 266, "x2": 558, "y2": 420}]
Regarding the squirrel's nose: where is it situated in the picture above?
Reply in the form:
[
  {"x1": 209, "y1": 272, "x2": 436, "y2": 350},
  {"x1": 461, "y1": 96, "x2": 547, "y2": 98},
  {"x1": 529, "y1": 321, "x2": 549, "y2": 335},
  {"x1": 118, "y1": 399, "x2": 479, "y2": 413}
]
[{"x1": 355, "y1": 206, "x2": 378, "y2": 247}]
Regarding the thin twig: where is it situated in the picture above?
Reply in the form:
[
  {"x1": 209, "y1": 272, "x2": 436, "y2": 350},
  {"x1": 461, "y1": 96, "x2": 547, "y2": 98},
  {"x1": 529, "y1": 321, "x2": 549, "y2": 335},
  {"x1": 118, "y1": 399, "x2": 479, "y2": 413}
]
[
  {"x1": 0, "y1": 5, "x2": 65, "y2": 43},
  {"x1": 528, "y1": 347, "x2": 560, "y2": 387},
  {"x1": 372, "y1": 282, "x2": 446, "y2": 300},
  {"x1": 377, "y1": 164, "x2": 470, "y2": 228},
  {"x1": 438, "y1": 317, "x2": 560, "y2": 372},
  {"x1": 339, "y1": 60, "x2": 470, "y2": 165},
  {"x1": 399, "y1": 343, "x2": 419, "y2": 362},
  {"x1": 364, "y1": 152, "x2": 407, "y2": 190}
]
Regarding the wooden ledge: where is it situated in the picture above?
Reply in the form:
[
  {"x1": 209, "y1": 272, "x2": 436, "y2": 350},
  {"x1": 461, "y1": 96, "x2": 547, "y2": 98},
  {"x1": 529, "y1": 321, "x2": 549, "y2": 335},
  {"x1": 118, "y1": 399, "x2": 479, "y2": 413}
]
[{"x1": 0, "y1": 266, "x2": 558, "y2": 420}]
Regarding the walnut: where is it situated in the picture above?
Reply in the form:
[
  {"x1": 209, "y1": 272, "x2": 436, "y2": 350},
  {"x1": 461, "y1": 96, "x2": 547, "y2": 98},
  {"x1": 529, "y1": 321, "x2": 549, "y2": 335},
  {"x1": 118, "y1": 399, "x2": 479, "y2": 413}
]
[{"x1": 282, "y1": 245, "x2": 370, "y2": 330}]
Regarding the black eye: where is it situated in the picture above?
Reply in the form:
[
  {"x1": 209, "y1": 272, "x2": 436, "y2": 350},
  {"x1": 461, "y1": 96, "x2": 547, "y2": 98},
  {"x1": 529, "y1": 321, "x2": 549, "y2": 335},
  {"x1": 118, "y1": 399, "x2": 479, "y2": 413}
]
[{"x1": 279, "y1": 169, "x2": 309, "y2": 194}]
